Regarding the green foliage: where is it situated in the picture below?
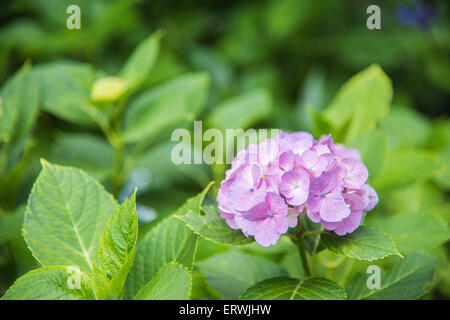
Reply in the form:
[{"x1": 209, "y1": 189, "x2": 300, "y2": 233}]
[
  {"x1": 119, "y1": 31, "x2": 163, "y2": 91},
  {"x1": 372, "y1": 150, "x2": 441, "y2": 191},
  {"x1": 0, "y1": 8, "x2": 448, "y2": 299},
  {"x1": 206, "y1": 88, "x2": 273, "y2": 130},
  {"x1": 197, "y1": 251, "x2": 287, "y2": 299},
  {"x1": 347, "y1": 252, "x2": 438, "y2": 299},
  {"x1": 134, "y1": 263, "x2": 191, "y2": 300},
  {"x1": 35, "y1": 62, "x2": 103, "y2": 126},
  {"x1": 320, "y1": 227, "x2": 401, "y2": 261},
  {"x1": 1, "y1": 266, "x2": 95, "y2": 300},
  {"x1": 240, "y1": 277, "x2": 346, "y2": 300},
  {"x1": 323, "y1": 64, "x2": 393, "y2": 143},
  {"x1": 348, "y1": 129, "x2": 387, "y2": 183},
  {"x1": 371, "y1": 213, "x2": 449, "y2": 254}
]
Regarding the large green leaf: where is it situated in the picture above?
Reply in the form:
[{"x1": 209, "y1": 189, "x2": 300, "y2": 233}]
[
  {"x1": 98, "y1": 193, "x2": 138, "y2": 299},
  {"x1": 49, "y1": 133, "x2": 113, "y2": 181},
  {"x1": 134, "y1": 263, "x2": 191, "y2": 300},
  {"x1": 119, "y1": 31, "x2": 162, "y2": 91},
  {"x1": 348, "y1": 129, "x2": 387, "y2": 183},
  {"x1": 23, "y1": 160, "x2": 118, "y2": 271},
  {"x1": 123, "y1": 72, "x2": 210, "y2": 143},
  {"x1": 372, "y1": 150, "x2": 441, "y2": 190},
  {"x1": 206, "y1": 88, "x2": 272, "y2": 130},
  {"x1": 1, "y1": 266, "x2": 95, "y2": 300},
  {"x1": 177, "y1": 204, "x2": 254, "y2": 246},
  {"x1": 197, "y1": 251, "x2": 287, "y2": 299},
  {"x1": 240, "y1": 277, "x2": 346, "y2": 300},
  {"x1": 320, "y1": 227, "x2": 401, "y2": 261},
  {"x1": 35, "y1": 61, "x2": 104, "y2": 126},
  {"x1": 371, "y1": 213, "x2": 449, "y2": 254},
  {"x1": 123, "y1": 217, "x2": 199, "y2": 299},
  {"x1": 323, "y1": 64, "x2": 392, "y2": 142},
  {"x1": 347, "y1": 252, "x2": 438, "y2": 299}
]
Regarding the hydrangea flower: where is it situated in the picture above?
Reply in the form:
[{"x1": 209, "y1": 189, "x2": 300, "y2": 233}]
[{"x1": 217, "y1": 130, "x2": 379, "y2": 247}]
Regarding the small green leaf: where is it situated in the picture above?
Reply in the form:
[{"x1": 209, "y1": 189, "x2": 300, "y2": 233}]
[
  {"x1": 123, "y1": 72, "x2": 210, "y2": 143},
  {"x1": 24, "y1": 160, "x2": 118, "y2": 271},
  {"x1": 323, "y1": 64, "x2": 392, "y2": 142},
  {"x1": 240, "y1": 277, "x2": 346, "y2": 300},
  {"x1": 119, "y1": 31, "x2": 163, "y2": 91},
  {"x1": 371, "y1": 213, "x2": 449, "y2": 254},
  {"x1": 134, "y1": 262, "x2": 191, "y2": 300},
  {"x1": 1, "y1": 266, "x2": 95, "y2": 300},
  {"x1": 197, "y1": 251, "x2": 287, "y2": 299},
  {"x1": 347, "y1": 252, "x2": 438, "y2": 299},
  {"x1": 320, "y1": 226, "x2": 401, "y2": 261},
  {"x1": 98, "y1": 193, "x2": 138, "y2": 299},
  {"x1": 206, "y1": 88, "x2": 273, "y2": 130},
  {"x1": 177, "y1": 204, "x2": 254, "y2": 246}
]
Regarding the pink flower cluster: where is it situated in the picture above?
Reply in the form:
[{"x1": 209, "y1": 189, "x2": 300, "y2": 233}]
[{"x1": 217, "y1": 131, "x2": 379, "y2": 247}]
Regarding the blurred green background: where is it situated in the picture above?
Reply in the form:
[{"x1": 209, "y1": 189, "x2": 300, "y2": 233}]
[{"x1": 0, "y1": 0, "x2": 449, "y2": 299}]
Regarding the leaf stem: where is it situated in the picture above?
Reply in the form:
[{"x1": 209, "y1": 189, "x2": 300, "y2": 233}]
[{"x1": 296, "y1": 217, "x2": 311, "y2": 278}]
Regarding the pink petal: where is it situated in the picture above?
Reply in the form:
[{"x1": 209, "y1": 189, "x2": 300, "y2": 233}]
[
  {"x1": 287, "y1": 208, "x2": 299, "y2": 228},
  {"x1": 319, "y1": 192, "x2": 351, "y2": 222}
]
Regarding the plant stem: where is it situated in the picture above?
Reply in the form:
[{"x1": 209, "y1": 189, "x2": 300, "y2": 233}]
[
  {"x1": 296, "y1": 218, "x2": 311, "y2": 278},
  {"x1": 301, "y1": 230, "x2": 324, "y2": 237}
]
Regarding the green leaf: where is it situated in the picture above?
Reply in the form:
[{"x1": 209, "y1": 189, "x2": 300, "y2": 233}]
[
  {"x1": 206, "y1": 88, "x2": 272, "y2": 130},
  {"x1": 347, "y1": 252, "x2": 438, "y2": 299},
  {"x1": 323, "y1": 64, "x2": 392, "y2": 142},
  {"x1": 0, "y1": 206, "x2": 24, "y2": 245},
  {"x1": 307, "y1": 106, "x2": 332, "y2": 139},
  {"x1": 371, "y1": 213, "x2": 449, "y2": 254},
  {"x1": 119, "y1": 31, "x2": 163, "y2": 91},
  {"x1": 177, "y1": 204, "x2": 254, "y2": 246},
  {"x1": 0, "y1": 64, "x2": 39, "y2": 173},
  {"x1": 23, "y1": 160, "x2": 118, "y2": 271},
  {"x1": 123, "y1": 72, "x2": 210, "y2": 143},
  {"x1": 135, "y1": 141, "x2": 210, "y2": 189},
  {"x1": 320, "y1": 226, "x2": 401, "y2": 261},
  {"x1": 197, "y1": 251, "x2": 287, "y2": 299},
  {"x1": 122, "y1": 216, "x2": 199, "y2": 299},
  {"x1": 348, "y1": 129, "x2": 388, "y2": 183},
  {"x1": 240, "y1": 277, "x2": 346, "y2": 300},
  {"x1": 35, "y1": 61, "x2": 104, "y2": 126},
  {"x1": 1, "y1": 266, "x2": 95, "y2": 300},
  {"x1": 98, "y1": 193, "x2": 138, "y2": 299},
  {"x1": 379, "y1": 106, "x2": 431, "y2": 150},
  {"x1": 134, "y1": 262, "x2": 191, "y2": 300},
  {"x1": 49, "y1": 133, "x2": 114, "y2": 181},
  {"x1": 372, "y1": 150, "x2": 441, "y2": 190}
]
